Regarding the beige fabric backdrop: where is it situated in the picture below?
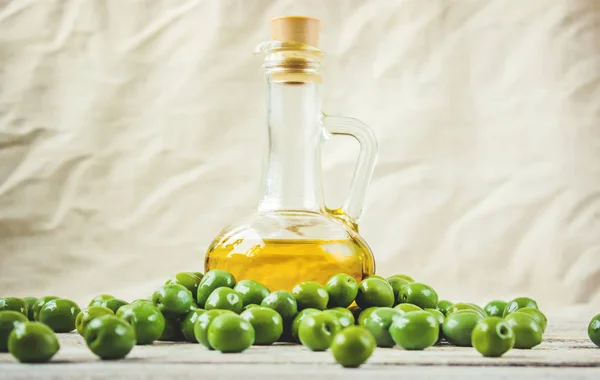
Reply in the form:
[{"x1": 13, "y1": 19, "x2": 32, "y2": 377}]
[{"x1": 1, "y1": 0, "x2": 599, "y2": 313}]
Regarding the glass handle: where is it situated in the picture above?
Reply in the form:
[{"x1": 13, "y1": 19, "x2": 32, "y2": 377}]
[{"x1": 322, "y1": 114, "x2": 378, "y2": 230}]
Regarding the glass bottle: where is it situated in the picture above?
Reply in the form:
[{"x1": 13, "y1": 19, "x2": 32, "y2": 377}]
[{"x1": 204, "y1": 16, "x2": 378, "y2": 291}]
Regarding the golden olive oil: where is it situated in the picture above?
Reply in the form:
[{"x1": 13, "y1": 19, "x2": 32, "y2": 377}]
[{"x1": 205, "y1": 238, "x2": 375, "y2": 292}]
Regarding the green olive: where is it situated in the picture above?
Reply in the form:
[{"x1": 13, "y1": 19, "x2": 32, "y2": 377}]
[
  {"x1": 442, "y1": 311, "x2": 484, "y2": 347},
  {"x1": 503, "y1": 297, "x2": 538, "y2": 317},
  {"x1": 389, "y1": 311, "x2": 439, "y2": 350},
  {"x1": 504, "y1": 312, "x2": 543, "y2": 349},
  {"x1": 355, "y1": 278, "x2": 394, "y2": 309},
  {"x1": 471, "y1": 317, "x2": 515, "y2": 357},
  {"x1": 483, "y1": 300, "x2": 507, "y2": 318},
  {"x1": 397, "y1": 283, "x2": 438, "y2": 309}
]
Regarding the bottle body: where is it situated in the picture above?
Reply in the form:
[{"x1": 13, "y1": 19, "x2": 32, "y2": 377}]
[{"x1": 205, "y1": 211, "x2": 375, "y2": 291}]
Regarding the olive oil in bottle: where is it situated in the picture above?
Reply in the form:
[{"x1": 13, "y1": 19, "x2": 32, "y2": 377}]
[{"x1": 206, "y1": 235, "x2": 374, "y2": 292}]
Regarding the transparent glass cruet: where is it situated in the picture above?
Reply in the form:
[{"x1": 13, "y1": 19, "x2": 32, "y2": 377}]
[{"x1": 204, "y1": 19, "x2": 378, "y2": 291}]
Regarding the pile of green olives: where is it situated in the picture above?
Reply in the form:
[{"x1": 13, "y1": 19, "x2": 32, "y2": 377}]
[{"x1": 0, "y1": 270, "x2": 598, "y2": 368}]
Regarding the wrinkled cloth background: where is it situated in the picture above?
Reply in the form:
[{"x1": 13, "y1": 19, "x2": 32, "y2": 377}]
[{"x1": 0, "y1": 0, "x2": 599, "y2": 313}]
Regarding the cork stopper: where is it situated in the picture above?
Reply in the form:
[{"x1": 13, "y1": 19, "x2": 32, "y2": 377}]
[{"x1": 270, "y1": 16, "x2": 320, "y2": 47}]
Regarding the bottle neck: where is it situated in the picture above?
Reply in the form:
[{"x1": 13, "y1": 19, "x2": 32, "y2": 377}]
[{"x1": 258, "y1": 78, "x2": 325, "y2": 213}]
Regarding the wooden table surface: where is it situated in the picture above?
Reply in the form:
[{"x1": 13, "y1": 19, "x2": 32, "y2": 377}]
[{"x1": 1, "y1": 317, "x2": 599, "y2": 380}]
